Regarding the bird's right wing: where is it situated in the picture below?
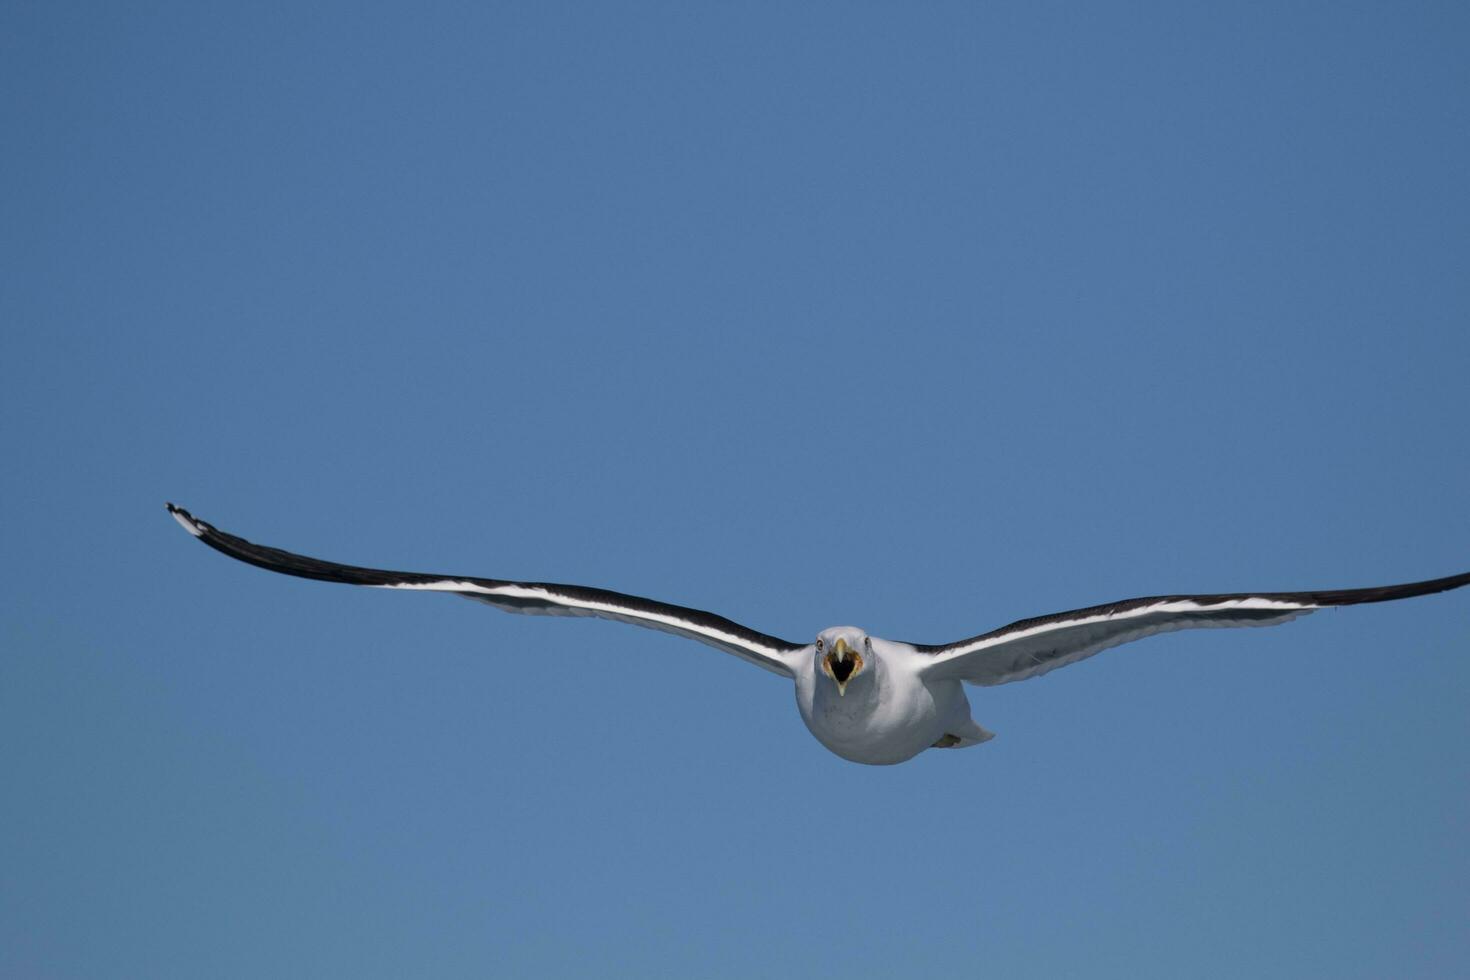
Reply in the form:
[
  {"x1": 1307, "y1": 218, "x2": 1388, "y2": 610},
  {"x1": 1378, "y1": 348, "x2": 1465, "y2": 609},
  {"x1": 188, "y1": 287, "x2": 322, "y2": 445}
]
[
  {"x1": 167, "y1": 504, "x2": 805, "y2": 676},
  {"x1": 913, "y1": 569, "x2": 1470, "y2": 686}
]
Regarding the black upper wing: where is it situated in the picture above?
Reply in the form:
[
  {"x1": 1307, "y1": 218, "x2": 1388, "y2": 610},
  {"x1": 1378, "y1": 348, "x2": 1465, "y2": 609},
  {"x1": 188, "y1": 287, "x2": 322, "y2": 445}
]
[
  {"x1": 168, "y1": 504, "x2": 804, "y2": 676},
  {"x1": 915, "y1": 569, "x2": 1470, "y2": 686}
]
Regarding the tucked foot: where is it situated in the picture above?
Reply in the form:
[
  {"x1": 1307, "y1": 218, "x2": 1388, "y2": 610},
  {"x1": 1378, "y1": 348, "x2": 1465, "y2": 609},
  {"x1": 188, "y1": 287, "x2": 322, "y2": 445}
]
[{"x1": 931, "y1": 723, "x2": 996, "y2": 750}]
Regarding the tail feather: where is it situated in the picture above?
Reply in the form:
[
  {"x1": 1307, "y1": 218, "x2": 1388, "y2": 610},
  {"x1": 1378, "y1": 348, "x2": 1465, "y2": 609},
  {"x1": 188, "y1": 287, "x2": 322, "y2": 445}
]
[{"x1": 932, "y1": 721, "x2": 996, "y2": 749}]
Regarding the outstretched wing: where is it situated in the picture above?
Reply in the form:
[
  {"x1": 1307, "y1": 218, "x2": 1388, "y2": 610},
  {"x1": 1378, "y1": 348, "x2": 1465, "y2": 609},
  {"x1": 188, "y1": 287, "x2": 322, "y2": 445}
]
[
  {"x1": 167, "y1": 504, "x2": 804, "y2": 676},
  {"x1": 915, "y1": 570, "x2": 1470, "y2": 686}
]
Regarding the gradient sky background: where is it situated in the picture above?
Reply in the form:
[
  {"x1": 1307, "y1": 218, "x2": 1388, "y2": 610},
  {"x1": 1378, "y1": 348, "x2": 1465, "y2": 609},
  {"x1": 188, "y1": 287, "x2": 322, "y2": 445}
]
[{"x1": 4, "y1": 2, "x2": 1468, "y2": 977}]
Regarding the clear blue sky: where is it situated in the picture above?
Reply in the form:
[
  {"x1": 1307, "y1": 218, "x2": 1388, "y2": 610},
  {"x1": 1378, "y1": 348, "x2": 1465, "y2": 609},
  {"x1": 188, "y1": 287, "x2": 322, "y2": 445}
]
[{"x1": 4, "y1": 2, "x2": 1468, "y2": 977}]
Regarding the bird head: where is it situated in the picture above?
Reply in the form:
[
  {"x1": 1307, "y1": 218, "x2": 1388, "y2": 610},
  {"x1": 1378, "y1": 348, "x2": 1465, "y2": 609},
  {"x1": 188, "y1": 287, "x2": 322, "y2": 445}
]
[{"x1": 815, "y1": 627, "x2": 871, "y2": 697}]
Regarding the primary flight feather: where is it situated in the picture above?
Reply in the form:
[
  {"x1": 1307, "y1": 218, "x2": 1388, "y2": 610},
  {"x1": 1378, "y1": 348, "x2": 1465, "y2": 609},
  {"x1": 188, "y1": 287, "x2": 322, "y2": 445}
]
[{"x1": 167, "y1": 503, "x2": 1470, "y2": 765}]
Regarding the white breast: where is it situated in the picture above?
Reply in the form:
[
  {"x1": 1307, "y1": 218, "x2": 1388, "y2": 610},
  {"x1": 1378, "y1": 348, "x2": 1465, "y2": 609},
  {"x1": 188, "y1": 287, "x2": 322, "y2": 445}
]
[{"x1": 793, "y1": 639, "x2": 967, "y2": 765}]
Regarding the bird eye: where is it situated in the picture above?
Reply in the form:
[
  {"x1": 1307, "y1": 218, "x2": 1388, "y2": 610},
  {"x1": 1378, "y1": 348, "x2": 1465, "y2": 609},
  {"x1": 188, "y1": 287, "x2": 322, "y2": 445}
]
[
  {"x1": 816, "y1": 638, "x2": 824, "y2": 651},
  {"x1": 864, "y1": 636, "x2": 872, "y2": 652}
]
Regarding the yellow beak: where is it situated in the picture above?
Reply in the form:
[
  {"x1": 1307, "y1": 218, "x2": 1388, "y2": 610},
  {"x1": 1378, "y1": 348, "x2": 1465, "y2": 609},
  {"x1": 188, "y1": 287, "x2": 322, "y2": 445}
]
[{"x1": 824, "y1": 637, "x2": 862, "y2": 696}]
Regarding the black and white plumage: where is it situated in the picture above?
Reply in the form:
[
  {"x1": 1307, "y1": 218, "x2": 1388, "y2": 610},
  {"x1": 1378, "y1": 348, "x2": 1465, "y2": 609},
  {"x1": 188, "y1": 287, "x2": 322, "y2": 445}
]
[{"x1": 167, "y1": 503, "x2": 1470, "y2": 765}]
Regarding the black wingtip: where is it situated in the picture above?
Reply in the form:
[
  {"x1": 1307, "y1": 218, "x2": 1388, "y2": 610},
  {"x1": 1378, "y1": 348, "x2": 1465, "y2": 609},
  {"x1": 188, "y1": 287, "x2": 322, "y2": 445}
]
[{"x1": 166, "y1": 502, "x2": 205, "y2": 537}]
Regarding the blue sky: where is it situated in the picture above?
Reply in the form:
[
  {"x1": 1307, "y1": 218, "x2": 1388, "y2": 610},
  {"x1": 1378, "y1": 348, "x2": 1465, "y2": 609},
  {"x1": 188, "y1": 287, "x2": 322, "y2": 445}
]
[{"x1": 3, "y1": 2, "x2": 1468, "y2": 976}]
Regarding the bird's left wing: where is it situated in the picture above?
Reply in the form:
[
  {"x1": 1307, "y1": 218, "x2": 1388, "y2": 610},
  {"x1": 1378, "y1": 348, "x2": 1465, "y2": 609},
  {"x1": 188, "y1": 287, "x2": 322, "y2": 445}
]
[
  {"x1": 167, "y1": 504, "x2": 804, "y2": 676},
  {"x1": 914, "y1": 569, "x2": 1470, "y2": 686}
]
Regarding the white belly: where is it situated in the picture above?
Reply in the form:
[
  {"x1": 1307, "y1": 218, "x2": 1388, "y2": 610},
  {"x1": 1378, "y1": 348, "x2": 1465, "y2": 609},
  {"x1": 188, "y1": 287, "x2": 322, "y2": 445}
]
[{"x1": 795, "y1": 663, "x2": 969, "y2": 765}]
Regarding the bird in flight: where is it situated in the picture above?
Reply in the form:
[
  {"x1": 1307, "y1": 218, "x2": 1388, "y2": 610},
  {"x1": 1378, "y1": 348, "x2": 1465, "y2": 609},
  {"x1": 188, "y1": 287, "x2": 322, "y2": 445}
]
[{"x1": 167, "y1": 503, "x2": 1470, "y2": 765}]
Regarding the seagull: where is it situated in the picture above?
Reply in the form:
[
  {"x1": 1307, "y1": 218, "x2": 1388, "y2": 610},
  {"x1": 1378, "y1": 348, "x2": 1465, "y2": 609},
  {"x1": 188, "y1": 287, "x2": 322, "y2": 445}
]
[{"x1": 166, "y1": 503, "x2": 1470, "y2": 765}]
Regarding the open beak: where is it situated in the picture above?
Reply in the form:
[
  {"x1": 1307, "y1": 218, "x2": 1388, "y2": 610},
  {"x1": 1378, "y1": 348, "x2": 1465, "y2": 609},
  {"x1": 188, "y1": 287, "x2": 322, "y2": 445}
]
[{"x1": 822, "y1": 637, "x2": 864, "y2": 696}]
